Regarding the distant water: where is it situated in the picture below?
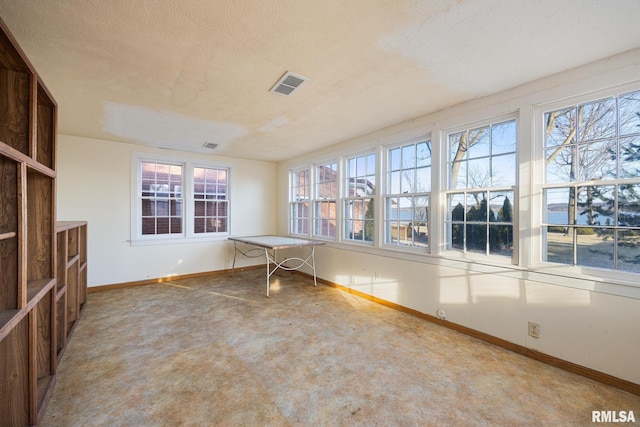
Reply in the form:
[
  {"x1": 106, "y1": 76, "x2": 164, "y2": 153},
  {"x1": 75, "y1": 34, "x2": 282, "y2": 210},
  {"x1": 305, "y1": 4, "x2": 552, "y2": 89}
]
[{"x1": 546, "y1": 211, "x2": 615, "y2": 226}]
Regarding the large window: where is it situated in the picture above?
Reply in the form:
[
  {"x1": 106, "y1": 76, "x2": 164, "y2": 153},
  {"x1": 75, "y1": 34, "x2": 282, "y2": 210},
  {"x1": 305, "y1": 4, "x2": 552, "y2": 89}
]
[
  {"x1": 290, "y1": 168, "x2": 310, "y2": 236},
  {"x1": 445, "y1": 119, "x2": 516, "y2": 257},
  {"x1": 542, "y1": 90, "x2": 640, "y2": 272},
  {"x1": 385, "y1": 138, "x2": 431, "y2": 249},
  {"x1": 313, "y1": 161, "x2": 338, "y2": 239},
  {"x1": 343, "y1": 152, "x2": 376, "y2": 243},
  {"x1": 193, "y1": 167, "x2": 228, "y2": 234},
  {"x1": 134, "y1": 156, "x2": 230, "y2": 242},
  {"x1": 140, "y1": 161, "x2": 184, "y2": 236}
]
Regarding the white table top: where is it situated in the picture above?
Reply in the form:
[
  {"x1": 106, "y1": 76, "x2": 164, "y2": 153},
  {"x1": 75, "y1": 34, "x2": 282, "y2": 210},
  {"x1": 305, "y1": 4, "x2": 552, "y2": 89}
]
[{"x1": 228, "y1": 235, "x2": 325, "y2": 250}]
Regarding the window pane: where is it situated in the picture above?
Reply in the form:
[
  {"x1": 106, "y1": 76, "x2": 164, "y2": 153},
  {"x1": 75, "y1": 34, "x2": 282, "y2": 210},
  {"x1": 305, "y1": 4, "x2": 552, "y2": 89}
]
[
  {"x1": 545, "y1": 145, "x2": 576, "y2": 184},
  {"x1": 416, "y1": 167, "x2": 430, "y2": 192},
  {"x1": 544, "y1": 226, "x2": 573, "y2": 265},
  {"x1": 619, "y1": 136, "x2": 640, "y2": 179},
  {"x1": 618, "y1": 230, "x2": 640, "y2": 273},
  {"x1": 416, "y1": 141, "x2": 431, "y2": 167},
  {"x1": 578, "y1": 140, "x2": 616, "y2": 181},
  {"x1": 170, "y1": 217, "x2": 182, "y2": 234},
  {"x1": 489, "y1": 224, "x2": 512, "y2": 257},
  {"x1": 489, "y1": 191, "x2": 514, "y2": 223},
  {"x1": 402, "y1": 144, "x2": 415, "y2": 169},
  {"x1": 450, "y1": 132, "x2": 466, "y2": 161},
  {"x1": 544, "y1": 108, "x2": 575, "y2": 148},
  {"x1": 466, "y1": 192, "x2": 487, "y2": 222},
  {"x1": 466, "y1": 224, "x2": 487, "y2": 254},
  {"x1": 366, "y1": 154, "x2": 375, "y2": 175},
  {"x1": 578, "y1": 98, "x2": 616, "y2": 142},
  {"x1": 386, "y1": 197, "x2": 399, "y2": 220},
  {"x1": 576, "y1": 186, "x2": 614, "y2": 226},
  {"x1": 450, "y1": 161, "x2": 467, "y2": 189},
  {"x1": 390, "y1": 171, "x2": 401, "y2": 194},
  {"x1": 492, "y1": 120, "x2": 516, "y2": 155},
  {"x1": 142, "y1": 218, "x2": 156, "y2": 235},
  {"x1": 467, "y1": 126, "x2": 490, "y2": 159},
  {"x1": 449, "y1": 193, "x2": 465, "y2": 222},
  {"x1": 157, "y1": 217, "x2": 169, "y2": 234},
  {"x1": 194, "y1": 218, "x2": 205, "y2": 234},
  {"x1": 450, "y1": 224, "x2": 464, "y2": 250},
  {"x1": 389, "y1": 148, "x2": 401, "y2": 171},
  {"x1": 491, "y1": 153, "x2": 516, "y2": 187},
  {"x1": 619, "y1": 90, "x2": 640, "y2": 136},
  {"x1": 576, "y1": 228, "x2": 614, "y2": 270},
  {"x1": 414, "y1": 196, "x2": 429, "y2": 223},
  {"x1": 544, "y1": 188, "x2": 574, "y2": 225},
  {"x1": 467, "y1": 157, "x2": 490, "y2": 188},
  {"x1": 618, "y1": 184, "x2": 640, "y2": 227}
]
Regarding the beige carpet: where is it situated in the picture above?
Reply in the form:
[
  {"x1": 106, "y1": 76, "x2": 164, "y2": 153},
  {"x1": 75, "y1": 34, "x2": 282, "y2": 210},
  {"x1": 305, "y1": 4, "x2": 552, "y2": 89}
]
[{"x1": 42, "y1": 269, "x2": 640, "y2": 426}]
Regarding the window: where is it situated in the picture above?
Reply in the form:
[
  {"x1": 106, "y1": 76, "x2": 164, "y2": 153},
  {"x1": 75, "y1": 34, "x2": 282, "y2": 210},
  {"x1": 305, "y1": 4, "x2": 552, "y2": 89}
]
[
  {"x1": 133, "y1": 155, "x2": 230, "y2": 243},
  {"x1": 290, "y1": 168, "x2": 310, "y2": 236},
  {"x1": 193, "y1": 167, "x2": 228, "y2": 234},
  {"x1": 542, "y1": 90, "x2": 640, "y2": 273},
  {"x1": 313, "y1": 161, "x2": 338, "y2": 239},
  {"x1": 343, "y1": 152, "x2": 376, "y2": 243},
  {"x1": 445, "y1": 119, "x2": 516, "y2": 257},
  {"x1": 141, "y1": 161, "x2": 183, "y2": 236},
  {"x1": 385, "y1": 138, "x2": 431, "y2": 249}
]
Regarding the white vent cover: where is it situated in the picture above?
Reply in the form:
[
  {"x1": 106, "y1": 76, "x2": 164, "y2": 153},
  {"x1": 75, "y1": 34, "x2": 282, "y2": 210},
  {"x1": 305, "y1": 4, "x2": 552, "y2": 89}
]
[
  {"x1": 270, "y1": 71, "x2": 307, "y2": 96},
  {"x1": 202, "y1": 142, "x2": 218, "y2": 150}
]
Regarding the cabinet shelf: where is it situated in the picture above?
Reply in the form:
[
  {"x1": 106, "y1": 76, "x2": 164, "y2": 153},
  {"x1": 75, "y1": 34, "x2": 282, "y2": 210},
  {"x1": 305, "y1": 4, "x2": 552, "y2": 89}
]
[
  {"x1": 26, "y1": 278, "x2": 56, "y2": 306},
  {"x1": 0, "y1": 231, "x2": 16, "y2": 240},
  {"x1": 67, "y1": 253, "x2": 80, "y2": 268},
  {"x1": 55, "y1": 221, "x2": 87, "y2": 359},
  {"x1": 0, "y1": 309, "x2": 22, "y2": 340}
]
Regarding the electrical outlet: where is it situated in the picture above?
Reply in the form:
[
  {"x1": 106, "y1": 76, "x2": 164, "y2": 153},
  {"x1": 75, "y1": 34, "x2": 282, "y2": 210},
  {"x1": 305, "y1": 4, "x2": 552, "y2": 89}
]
[
  {"x1": 374, "y1": 272, "x2": 380, "y2": 281},
  {"x1": 528, "y1": 321, "x2": 541, "y2": 338}
]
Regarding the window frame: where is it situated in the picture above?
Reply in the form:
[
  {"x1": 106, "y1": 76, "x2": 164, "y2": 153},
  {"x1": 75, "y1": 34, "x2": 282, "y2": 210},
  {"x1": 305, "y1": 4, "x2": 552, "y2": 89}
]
[
  {"x1": 382, "y1": 134, "x2": 432, "y2": 252},
  {"x1": 342, "y1": 150, "x2": 377, "y2": 245},
  {"x1": 288, "y1": 166, "x2": 311, "y2": 237},
  {"x1": 442, "y1": 115, "x2": 518, "y2": 263},
  {"x1": 312, "y1": 159, "x2": 339, "y2": 241},
  {"x1": 281, "y1": 81, "x2": 640, "y2": 293},
  {"x1": 130, "y1": 152, "x2": 232, "y2": 245},
  {"x1": 536, "y1": 86, "x2": 640, "y2": 277}
]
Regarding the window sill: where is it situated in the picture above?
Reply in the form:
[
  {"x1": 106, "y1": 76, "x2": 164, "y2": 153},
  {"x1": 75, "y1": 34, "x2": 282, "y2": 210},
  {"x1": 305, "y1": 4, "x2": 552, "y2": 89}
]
[
  {"x1": 130, "y1": 234, "x2": 230, "y2": 246},
  {"x1": 317, "y1": 240, "x2": 640, "y2": 299}
]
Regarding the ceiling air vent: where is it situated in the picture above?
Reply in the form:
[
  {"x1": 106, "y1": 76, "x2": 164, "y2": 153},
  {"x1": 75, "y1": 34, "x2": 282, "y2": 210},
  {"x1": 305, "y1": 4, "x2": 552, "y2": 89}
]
[
  {"x1": 202, "y1": 142, "x2": 218, "y2": 150},
  {"x1": 270, "y1": 71, "x2": 307, "y2": 96}
]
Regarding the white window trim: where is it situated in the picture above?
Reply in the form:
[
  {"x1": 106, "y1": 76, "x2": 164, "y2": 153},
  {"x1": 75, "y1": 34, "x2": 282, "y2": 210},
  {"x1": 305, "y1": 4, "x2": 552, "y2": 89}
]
[
  {"x1": 312, "y1": 158, "x2": 339, "y2": 241},
  {"x1": 288, "y1": 165, "x2": 311, "y2": 237},
  {"x1": 130, "y1": 152, "x2": 232, "y2": 246},
  {"x1": 440, "y1": 113, "x2": 520, "y2": 265},
  {"x1": 530, "y1": 82, "x2": 640, "y2": 284},
  {"x1": 281, "y1": 79, "x2": 640, "y2": 296},
  {"x1": 341, "y1": 149, "x2": 377, "y2": 246},
  {"x1": 381, "y1": 133, "x2": 432, "y2": 254}
]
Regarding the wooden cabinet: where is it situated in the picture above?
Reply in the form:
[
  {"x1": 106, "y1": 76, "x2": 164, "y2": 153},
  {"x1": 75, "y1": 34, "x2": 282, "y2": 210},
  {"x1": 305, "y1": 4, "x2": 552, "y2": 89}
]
[
  {"x1": 0, "y1": 17, "x2": 86, "y2": 426},
  {"x1": 55, "y1": 221, "x2": 88, "y2": 360}
]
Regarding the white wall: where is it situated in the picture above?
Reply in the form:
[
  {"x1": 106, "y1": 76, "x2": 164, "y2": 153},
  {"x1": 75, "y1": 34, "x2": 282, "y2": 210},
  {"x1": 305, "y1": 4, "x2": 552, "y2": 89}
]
[
  {"x1": 57, "y1": 135, "x2": 276, "y2": 286},
  {"x1": 276, "y1": 48, "x2": 640, "y2": 384}
]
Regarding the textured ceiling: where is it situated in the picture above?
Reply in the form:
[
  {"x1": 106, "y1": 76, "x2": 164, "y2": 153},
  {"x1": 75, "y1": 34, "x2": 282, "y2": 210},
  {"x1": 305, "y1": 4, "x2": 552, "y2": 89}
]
[{"x1": 1, "y1": 0, "x2": 640, "y2": 161}]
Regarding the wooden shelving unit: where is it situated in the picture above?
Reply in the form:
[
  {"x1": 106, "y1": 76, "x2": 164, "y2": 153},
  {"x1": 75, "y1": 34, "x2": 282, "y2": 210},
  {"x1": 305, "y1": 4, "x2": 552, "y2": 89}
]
[
  {"x1": 55, "y1": 221, "x2": 88, "y2": 360},
  {"x1": 0, "y1": 17, "x2": 87, "y2": 426}
]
